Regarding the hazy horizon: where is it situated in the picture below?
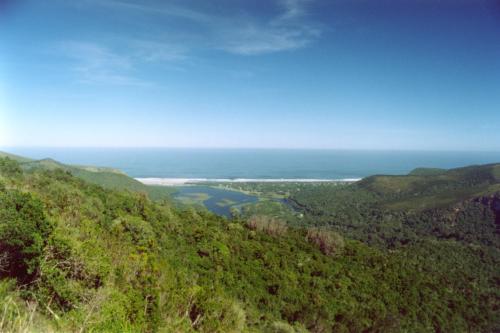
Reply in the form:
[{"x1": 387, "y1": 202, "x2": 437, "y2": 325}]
[
  {"x1": 3, "y1": 147, "x2": 500, "y2": 180},
  {"x1": 3, "y1": 146, "x2": 500, "y2": 153}
]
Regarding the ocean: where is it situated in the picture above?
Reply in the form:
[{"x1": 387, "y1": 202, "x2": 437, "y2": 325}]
[{"x1": 4, "y1": 148, "x2": 500, "y2": 180}]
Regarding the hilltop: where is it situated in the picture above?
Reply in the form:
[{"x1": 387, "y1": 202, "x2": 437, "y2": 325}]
[
  {"x1": 359, "y1": 163, "x2": 500, "y2": 207},
  {"x1": 0, "y1": 151, "x2": 172, "y2": 200}
]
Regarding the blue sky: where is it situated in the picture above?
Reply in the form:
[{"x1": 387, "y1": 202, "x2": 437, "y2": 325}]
[{"x1": 1, "y1": 0, "x2": 499, "y2": 150}]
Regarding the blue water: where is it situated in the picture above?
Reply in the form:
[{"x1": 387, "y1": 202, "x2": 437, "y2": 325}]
[
  {"x1": 173, "y1": 186, "x2": 259, "y2": 217},
  {"x1": 3, "y1": 148, "x2": 500, "y2": 179}
]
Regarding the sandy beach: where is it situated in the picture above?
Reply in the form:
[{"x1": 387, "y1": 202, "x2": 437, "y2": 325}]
[{"x1": 135, "y1": 178, "x2": 362, "y2": 186}]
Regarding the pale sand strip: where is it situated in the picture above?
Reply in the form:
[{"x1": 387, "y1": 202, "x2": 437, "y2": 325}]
[{"x1": 135, "y1": 178, "x2": 361, "y2": 186}]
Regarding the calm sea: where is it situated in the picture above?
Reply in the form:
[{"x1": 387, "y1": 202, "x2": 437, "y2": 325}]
[{"x1": 4, "y1": 148, "x2": 500, "y2": 180}]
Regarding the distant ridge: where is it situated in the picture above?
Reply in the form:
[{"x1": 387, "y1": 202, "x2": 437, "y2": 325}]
[
  {"x1": 408, "y1": 167, "x2": 447, "y2": 176},
  {"x1": 356, "y1": 163, "x2": 500, "y2": 210},
  {"x1": 0, "y1": 151, "x2": 172, "y2": 200},
  {"x1": 0, "y1": 151, "x2": 34, "y2": 163}
]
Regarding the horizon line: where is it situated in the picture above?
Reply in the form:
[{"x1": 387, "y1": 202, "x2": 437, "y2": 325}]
[{"x1": 2, "y1": 146, "x2": 500, "y2": 153}]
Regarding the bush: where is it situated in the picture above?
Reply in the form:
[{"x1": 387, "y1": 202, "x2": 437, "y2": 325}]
[
  {"x1": 246, "y1": 215, "x2": 288, "y2": 236},
  {"x1": 0, "y1": 190, "x2": 53, "y2": 282},
  {"x1": 306, "y1": 228, "x2": 345, "y2": 256},
  {"x1": 0, "y1": 157, "x2": 22, "y2": 177},
  {"x1": 268, "y1": 321, "x2": 309, "y2": 333},
  {"x1": 112, "y1": 216, "x2": 156, "y2": 250}
]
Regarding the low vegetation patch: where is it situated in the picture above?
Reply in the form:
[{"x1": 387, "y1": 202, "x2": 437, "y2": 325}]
[
  {"x1": 246, "y1": 215, "x2": 288, "y2": 236},
  {"x1": 306, "y1": 228, "x2": 345, "y2": 256}
]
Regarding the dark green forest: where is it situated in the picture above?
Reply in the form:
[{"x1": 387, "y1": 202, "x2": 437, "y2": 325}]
[
  {"x1": 288, "y1": 164, "x2": 500, "y2": 249},
  {"x1": 0, "y1": 155, "x2": 498, "y2": 332}
]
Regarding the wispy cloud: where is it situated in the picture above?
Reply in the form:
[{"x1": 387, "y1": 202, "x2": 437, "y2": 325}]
[
  {"x1": 92, "y1": 0, "x2": 213, "y2": 23},
  {"x1": 58, "y1": 0, "x2": 322, "y2": 85},
  {"x1": 59, "y1": 41, "x2": 144, "y2": 86},
  {"x1": 129, "y1": 40, "x2": 188, "y2": 63},
  {"x1": 279, "y1": 0, "x2": 311, "y2": 20},
  {"x1": 217, "y1": 0, "x2": 319, "y2": 55},
  {"x1": 220, "y1": 25, "x2": 319, "y2": 55},
  {"x1": 82, "y1": 0, "x2": 321, "y2": 56},
  {"x1": 59, "y1": 40, "x2": 188, "y2": 86}
]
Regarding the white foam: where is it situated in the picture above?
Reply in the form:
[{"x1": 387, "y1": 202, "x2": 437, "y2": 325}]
[{"x1": 135, "y1": 177, "x2": 361, "y2": 186}]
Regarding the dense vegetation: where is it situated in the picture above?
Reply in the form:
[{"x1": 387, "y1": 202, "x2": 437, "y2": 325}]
[
  {"x1": 0, "y1": 156, "x2": 498, "y2": 332},
  {"x1": 0, "y1": 152, "x2": 173, "y2": 201},
  {"x1": 288, "y1": 164, "x2": 500, "y2": 249}
]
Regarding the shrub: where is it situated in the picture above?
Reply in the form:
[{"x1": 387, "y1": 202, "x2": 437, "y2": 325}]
[
  {"x1": 269, "y1": 321, "x2": 309, "y2": 333},
  {"x1": 112, "y1": 215, "x2": 156, "y2": 250},
  {"x1": 246, "y1": 215, "x2": 288, "y2": 236},
  {"x1": 36, "y1": 227, "x2": 111, "y2": 311},
  {"x1": 0, "y1": 190, "x2": 53, "y2": 282},
  {"x1": 306, "y1": 228, "x2": 345, "y2": 256}
]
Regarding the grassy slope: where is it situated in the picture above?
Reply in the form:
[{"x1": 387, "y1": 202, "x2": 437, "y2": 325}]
[
  {"x1": 0, "y1": 151, "x2": 34, "y2": 163},
  {"x1": 0, "y1": 151, "x2": 172, "y2": 201},
  {"x1": 408, "y1": 167, "x2": 446, "y2": 176},
  {"x1": 358, "y1": 163, "x2": 500, "y2": 210}
]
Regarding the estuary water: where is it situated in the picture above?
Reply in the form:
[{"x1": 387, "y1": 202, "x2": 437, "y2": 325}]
[
  {"x1": 4, "y1": 148, "x2": 500, "y2": 180},
  {"x1": 172, "y1": 185, "x2": 259, "y2": 217}
]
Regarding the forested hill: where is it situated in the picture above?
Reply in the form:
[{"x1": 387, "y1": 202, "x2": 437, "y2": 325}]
[
  {"x1": 289, "y1": 163, "x2": 500, "y2": 249},
  {"x1": 0, "y1": 155, "x2": 498, "y2": 332},
  {"x1": 358, "y1": 163, "x2": 500, "y2": 201}
]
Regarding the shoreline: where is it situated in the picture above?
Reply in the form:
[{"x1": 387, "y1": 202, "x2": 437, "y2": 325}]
[{"x1": 135, "y1": 177, "x2": 362, "y2": 186}]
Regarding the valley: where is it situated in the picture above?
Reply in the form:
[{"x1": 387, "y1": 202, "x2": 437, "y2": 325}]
[{"x1": 0, "y1": 152, "x2": 498, "y2": 332}]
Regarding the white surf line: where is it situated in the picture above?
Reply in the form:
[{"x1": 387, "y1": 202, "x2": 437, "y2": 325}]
[{"x1": 135, "y1": 178, "x2": 362, "y2": 186}]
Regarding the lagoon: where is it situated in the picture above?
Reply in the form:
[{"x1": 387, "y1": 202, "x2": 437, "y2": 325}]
[{"x1": 172, "y1": 185, "x2": 259, "y2": 217}]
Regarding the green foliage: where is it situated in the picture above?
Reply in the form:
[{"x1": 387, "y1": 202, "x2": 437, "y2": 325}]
[
  {"x1": 408, "y1": 167, "x2": 446, "y2": 176},
  {"x1": 0, "y1": 190, "x2": 53, "y2": 282},
  {"x1": 0, "y1": 152, "x2": 33, "y2": 163},
  {"x1": 288, "y1": 166, "x2": 500, "y2": 249},
  {"x1": 0, "y1": 157, "x2": 22, "y2": 177},
  {"x1": 13, "y1": 154, "x2": 172, "y2": 201},
  {"x1": 0, "y1": 155, "x2": 497, "y2": 332}
]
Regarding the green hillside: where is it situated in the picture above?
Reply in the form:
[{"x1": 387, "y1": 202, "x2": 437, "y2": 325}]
[
  {"x1": 288, "y1": 163, "x2": 500, "y2": 249},
  {"x1": 0, "y1": 151, "x2": 34, "y2": 163},
  {"x1": 0, "y1": 156, "x2": 498, "y2": 332},
  {"x1": 357, "y1": 163, "x2": 500, "y2": 210},
  {"x1": 408, "y1": 167, "x2": 447, "y2": 176},
  {"x1": 0, "y1": 151, "x2": 172, "y2": 201}
]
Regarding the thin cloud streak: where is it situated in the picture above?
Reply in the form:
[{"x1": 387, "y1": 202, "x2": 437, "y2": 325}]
[
  {"x1": 59, "y1": 40, "x2": 187, "y2": 86},
  {"x1": 83, "y1": 0, "x2": 322, "y2": 55},
  {"x1": 84, "y1": 0, "x2": 214, "y2": 23},
  {"x1": 57, "y1": 0, "x2": 321, "y2": 85},
  {"x1": 59, "y1": 41, "x2": 142, "y2": 86}
]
